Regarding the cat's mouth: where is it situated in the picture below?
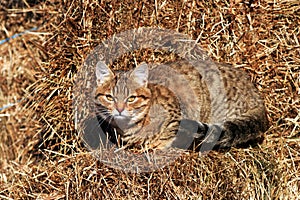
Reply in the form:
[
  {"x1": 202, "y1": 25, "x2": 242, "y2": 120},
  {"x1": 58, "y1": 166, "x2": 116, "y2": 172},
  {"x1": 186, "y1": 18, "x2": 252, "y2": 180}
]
[{"x1": 113, "y1": 115, "x2": 129, "y2": 120}]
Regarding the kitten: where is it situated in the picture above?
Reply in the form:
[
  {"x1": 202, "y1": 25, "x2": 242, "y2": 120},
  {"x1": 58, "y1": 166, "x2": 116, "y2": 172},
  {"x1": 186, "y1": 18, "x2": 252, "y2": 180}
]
[{"x1": 94, "y1": 60, "x2": 269, "y2": 150}]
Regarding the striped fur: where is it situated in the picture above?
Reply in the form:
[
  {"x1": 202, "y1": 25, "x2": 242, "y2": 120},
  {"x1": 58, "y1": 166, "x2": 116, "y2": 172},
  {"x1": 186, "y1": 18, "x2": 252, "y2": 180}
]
[{"x1": 94, "y1": 61, "x2": 269, "y2": 150}]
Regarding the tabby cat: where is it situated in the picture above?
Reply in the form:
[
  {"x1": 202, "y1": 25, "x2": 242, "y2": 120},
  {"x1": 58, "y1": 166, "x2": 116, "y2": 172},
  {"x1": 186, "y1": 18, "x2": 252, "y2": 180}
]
[{"x1": 94, "y1": 60, "x2": 269, "y2": 150}]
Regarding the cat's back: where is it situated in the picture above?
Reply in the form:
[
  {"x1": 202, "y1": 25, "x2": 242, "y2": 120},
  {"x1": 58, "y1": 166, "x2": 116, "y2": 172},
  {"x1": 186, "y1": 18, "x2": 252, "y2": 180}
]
[
  {"x1": 216, "y1": 63, "x2": 266, "y2": 120},
  {"x1": 146, "y1": 61, "x2": 266, "y2": 124},
  {"x1": 147, "y1": 61, "x2": 210, "y2": 122}
]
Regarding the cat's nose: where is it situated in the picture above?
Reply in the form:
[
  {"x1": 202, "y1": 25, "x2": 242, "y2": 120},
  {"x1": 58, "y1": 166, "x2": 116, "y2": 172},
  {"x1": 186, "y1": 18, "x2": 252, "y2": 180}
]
[{"x1": 115, "y1": 103, "x2": 125, "y2": 114}]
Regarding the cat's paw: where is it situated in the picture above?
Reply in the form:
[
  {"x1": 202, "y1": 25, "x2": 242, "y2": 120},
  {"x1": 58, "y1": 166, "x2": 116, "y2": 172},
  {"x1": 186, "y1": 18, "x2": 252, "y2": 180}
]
[
  {"x1": 194, "y1": 121, "x2": 209, "y2": 138},
  {"x1": 170, "y1": 119, "x2": 207, "y2": 149}
]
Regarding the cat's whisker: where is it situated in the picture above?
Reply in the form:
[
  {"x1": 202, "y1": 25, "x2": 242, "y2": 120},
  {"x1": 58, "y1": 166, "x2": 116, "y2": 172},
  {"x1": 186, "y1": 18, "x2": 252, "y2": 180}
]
[{"x1": 107, "y1": 116, "x2": 113, "y2": 126}]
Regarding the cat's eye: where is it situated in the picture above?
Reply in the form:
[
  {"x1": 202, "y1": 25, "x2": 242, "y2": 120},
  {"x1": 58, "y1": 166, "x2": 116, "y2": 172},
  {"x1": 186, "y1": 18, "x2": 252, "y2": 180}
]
[
  {"x1": 105, "y1": 94, "x2": 114, "y2": 101},
  {"x1": 127, "y1": 96, "x2": 136, "y2": 102}
]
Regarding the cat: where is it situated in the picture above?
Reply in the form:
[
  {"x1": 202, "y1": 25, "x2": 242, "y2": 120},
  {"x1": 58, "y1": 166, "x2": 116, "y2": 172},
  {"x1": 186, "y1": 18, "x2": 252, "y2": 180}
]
[{"x1": 94, "y1": 60, "x2": 269, "y2": 151}]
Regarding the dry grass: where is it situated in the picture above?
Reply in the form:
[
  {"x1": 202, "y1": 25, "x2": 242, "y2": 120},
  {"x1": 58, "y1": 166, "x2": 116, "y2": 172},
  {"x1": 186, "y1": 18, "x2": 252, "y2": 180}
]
[{"x1": 0, "y1": 0, "x2": 299, "y2": 199}]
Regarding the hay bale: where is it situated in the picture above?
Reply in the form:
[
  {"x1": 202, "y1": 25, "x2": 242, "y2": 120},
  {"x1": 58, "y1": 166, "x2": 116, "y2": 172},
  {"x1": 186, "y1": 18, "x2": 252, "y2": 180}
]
[{"x1": 0, "y1": 0, "x2": 299, "y2": 199}]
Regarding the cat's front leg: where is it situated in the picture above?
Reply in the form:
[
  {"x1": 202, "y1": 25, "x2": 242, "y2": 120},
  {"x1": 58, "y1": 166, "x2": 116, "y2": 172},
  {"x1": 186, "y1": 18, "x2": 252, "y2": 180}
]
[
  {"x1": 171, "y1": 119, "x2": 208, "y2": 150},
  {"x1": 170, "y1": 119, "x2": 227, "y2": 151}
]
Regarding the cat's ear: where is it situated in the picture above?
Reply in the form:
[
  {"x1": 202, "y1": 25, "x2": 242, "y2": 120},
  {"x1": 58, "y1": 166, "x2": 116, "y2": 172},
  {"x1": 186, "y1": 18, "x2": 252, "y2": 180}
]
[
  {"x1": 95, "y1": 61, "x2": 114, "y2": 85},
  {"x1": 130, "y1": 62, "x2": 149, "y2": 86}
]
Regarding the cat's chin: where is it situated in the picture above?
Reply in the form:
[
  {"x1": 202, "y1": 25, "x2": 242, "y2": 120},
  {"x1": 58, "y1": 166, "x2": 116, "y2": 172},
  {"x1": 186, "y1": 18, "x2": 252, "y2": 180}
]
[{"x1": 113, "y1": 115, "x2": 131, "y2": 130}]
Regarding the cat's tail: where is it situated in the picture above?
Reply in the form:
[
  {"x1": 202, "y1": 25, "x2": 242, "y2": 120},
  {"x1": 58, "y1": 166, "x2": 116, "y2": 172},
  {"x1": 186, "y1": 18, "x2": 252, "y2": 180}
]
[
  {"x1": 172, "y1": 107, "x2": 269, "y2": 151},
  {"x1": 216, "y1": 106, "x2": 269, "y2": 149}
]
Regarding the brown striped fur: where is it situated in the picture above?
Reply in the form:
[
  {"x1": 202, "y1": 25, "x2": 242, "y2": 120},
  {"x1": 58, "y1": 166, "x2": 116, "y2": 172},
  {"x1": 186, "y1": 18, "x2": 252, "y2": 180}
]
[{"x1": 94, "y1": 61, "x2": 269, "y2": 150}]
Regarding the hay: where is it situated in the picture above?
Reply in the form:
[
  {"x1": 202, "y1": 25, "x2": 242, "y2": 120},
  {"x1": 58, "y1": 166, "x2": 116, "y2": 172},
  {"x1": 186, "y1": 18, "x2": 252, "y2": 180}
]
[{"x1": 0, "y1": 0, "x2": 299, "y2": 199}]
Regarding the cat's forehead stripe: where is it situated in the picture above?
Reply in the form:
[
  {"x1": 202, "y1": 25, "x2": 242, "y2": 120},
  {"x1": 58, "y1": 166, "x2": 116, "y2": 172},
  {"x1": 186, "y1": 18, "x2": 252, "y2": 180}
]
[{"x1": 113, "y1": 78, "x2": 130, "y2": 96}]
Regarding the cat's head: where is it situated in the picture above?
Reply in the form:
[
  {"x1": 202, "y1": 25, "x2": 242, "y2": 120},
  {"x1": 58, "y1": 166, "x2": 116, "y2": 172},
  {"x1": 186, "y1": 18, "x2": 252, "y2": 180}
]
[{"x1": 95, "y1": 61, "x2": 152, "y2": 129}]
